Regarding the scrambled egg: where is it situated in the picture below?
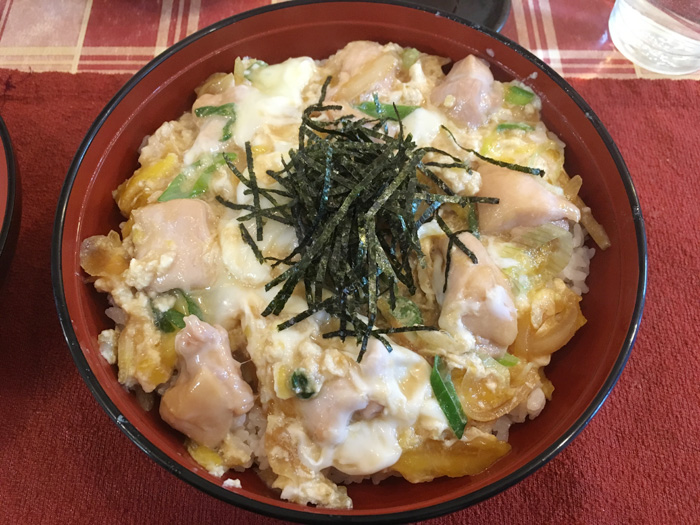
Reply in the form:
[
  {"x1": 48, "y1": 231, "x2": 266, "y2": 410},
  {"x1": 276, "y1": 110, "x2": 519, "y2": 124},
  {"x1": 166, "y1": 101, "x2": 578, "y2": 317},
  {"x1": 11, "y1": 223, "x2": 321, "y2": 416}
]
[{"x1": 79, "y1": 41, "x2": 600, "y2": 508}]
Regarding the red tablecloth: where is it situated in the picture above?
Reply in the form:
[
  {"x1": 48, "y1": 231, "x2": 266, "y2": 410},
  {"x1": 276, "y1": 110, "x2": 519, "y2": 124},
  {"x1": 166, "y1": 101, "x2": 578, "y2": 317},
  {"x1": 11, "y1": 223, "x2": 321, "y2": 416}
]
[{"x1": 0, "y1": 70, "x2": 698, "y2": 524}]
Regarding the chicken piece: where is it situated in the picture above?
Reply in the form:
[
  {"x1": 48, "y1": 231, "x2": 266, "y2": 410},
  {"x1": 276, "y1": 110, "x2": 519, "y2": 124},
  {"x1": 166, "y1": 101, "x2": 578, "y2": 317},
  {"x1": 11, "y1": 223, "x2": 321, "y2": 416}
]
[
  {"x1": 296, "y1": 377, "x2": 369, "y2": 445},
  {"x1": 438, "y1": 232, "x2": 518, "y2": 351},
  {"x1": 129, "y1": 199, "x2": 220, "y2": 293},
  {"x1": 160, "y1": 316, "x2": 254, "y2": 448},
  {"x1": 476, "y1": 164, "x2": 581, "y2": 234},
  {"x1": 430, "y1": 55, "x2": 500, "y2": 128},
  {"x1": 355, "y1": 400, "x2": 384, "y2": 420}
]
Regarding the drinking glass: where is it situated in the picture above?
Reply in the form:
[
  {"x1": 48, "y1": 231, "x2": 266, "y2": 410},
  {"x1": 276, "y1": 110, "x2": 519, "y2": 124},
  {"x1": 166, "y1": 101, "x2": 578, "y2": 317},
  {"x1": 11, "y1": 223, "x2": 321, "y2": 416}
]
[{"x1": 608, "y1": 0, "x2": 700, "y2": 75}]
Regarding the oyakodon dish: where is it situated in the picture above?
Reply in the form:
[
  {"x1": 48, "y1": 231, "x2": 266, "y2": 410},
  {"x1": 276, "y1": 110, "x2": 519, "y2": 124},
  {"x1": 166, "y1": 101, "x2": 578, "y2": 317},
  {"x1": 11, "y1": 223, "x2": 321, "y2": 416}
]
[{"x1": 80, "y1": 41, "x2": 610, "y2": 509}]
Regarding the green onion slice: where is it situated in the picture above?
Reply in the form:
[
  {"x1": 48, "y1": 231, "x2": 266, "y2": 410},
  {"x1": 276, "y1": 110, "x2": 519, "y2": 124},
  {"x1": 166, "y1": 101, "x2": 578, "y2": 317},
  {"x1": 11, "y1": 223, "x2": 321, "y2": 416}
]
[
  {"x1": 290, "y1": 369, "x2": 316, "y2": 399},
  {"x1": 401, "y1": 48, "x2": 420, "y2": 70},
  {"x1": 221, "y1": 119, "x2": 235, "y2": 142},
  {"x1": 176, "y1": 289, "x2": 204, "y2": 320},
  {"x1": 496, "y1": 353, "x2": 520, "y2": 367},
  {"x1": 158, "y1": 172, "x2": 209, "y2": 202},
  {"x1": 158, "y1": 154, "x2": 229, "y2": 202},
  {"x1": 388, "y1": 296, "x2": 423, "y2": 327},
  {"x1": 505, "y1": 85, "x2": 535, "y2": 105},
  {"x1": 356, "y1": 93, "x2": 418, "y2": 121},
  {"x1": 152, "y1": 289, "x2": 204, "y2": 333},
  {"x1": 152, "y1": 308, "x2": 185, "y2": 333},
  {"x1": 431, "y1": 355, "x2": 467, "y2": 439},
  {"x1": 244, "y1": 59, "x2": 268, "y2": 81},
  {"x1": 194, "y1": 103, "x2": 236, "y2": 141},
  {"x1": 496, "y1": 122, "x2": 534, "y2": 132},
  {"x1": 194, "y1": 103, "x2": 236, "y2": 119}
]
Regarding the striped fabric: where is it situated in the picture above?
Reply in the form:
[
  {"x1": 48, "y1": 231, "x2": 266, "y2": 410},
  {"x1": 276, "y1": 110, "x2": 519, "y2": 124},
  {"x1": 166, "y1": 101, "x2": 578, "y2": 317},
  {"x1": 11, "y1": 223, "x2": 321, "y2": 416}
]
[{"x1": 0, "y1": 0, "x2": 697, "y2": 78}]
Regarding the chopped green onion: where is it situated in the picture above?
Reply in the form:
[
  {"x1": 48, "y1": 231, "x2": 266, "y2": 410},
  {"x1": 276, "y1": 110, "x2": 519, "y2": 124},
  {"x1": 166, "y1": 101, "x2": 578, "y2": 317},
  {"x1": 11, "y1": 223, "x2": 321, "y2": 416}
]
[
  {"x1": 152, "y1": 289, "x2": 204, "y2": 333},
  {"x1": 355, "y1": 93, "x2": 418, "y2": 120},
  {"x1": 244, "y1": 59, "x2": 268, "y2": 81},
  {"x1": 158, "y1": 172, "x2": 190, "y2": 202},
  {"x1": 290, "y1": 369, "x2": 316, "y2": 399},
  {"x1": 158, "y1": 154, "x2": 229, "y2": 202},
  {"x1": 496, "y1": 122, "x2": 534, "y2": 132},
  {"x1": 159, "y1": 171, "x2": 209, "y2": 201},
  {"x1": 388, "y1": 296, "x2": 423, "y2": 327},
  {"x1": 430, "y1": 356, "x2": 467, "y2": 439},
  {"x1": 194, "y1": 103, "x2": 236, "y2": 119},
  {"x1": 194, "y1": 104, "x2": 236, "y2": 141},
  {"x1": 177, "y1": 289, "x2": 204, "y2": 321},
  {"x1": 221, "y1": 119, "x2": 235, "y2": 141},
  {"x1": 496, "y1": 353, "x2": 520, "y2": 367},
  {"x1": 401, "y1": 47, "x2": 420, "y2": 70},
  {"x1": 506, "y1": 85, "x2": 535, "y2": 105},
  {"x1": 152, "y1": 307, "x2": 185, "y2": 332}
]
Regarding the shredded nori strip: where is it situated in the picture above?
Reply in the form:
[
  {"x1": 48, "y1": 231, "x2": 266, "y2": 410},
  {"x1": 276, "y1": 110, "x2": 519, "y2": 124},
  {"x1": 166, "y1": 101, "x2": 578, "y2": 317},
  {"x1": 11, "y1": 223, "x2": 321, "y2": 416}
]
[
  {"x1": 238, "y1": 223, "x2": 265, "y2": 265},
  {"x1": 244, "y1": 143, "x2": 264, "y2": 241},
  {"x1": 435, "y1": 214, "x2": 478, "y2": 293},
  {"x1": 440, "y1": 125, "x2": 545, "y2": 177},
  {"x1": 323, "y1": 325, "x2": 438, "y2": 338},
  {"x1": 466, "y1": 203, "x2": 480, "y2": 239},
  {"x1": 217, "y1": 77, "x2": 499, "y2": 361}
]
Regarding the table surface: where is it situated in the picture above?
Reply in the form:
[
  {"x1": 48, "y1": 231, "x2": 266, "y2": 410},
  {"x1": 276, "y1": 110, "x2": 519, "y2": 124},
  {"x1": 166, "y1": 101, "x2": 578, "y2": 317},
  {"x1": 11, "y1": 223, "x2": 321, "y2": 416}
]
[
  {"x1": 0, "y1": 0, "x2": 698, "y2": 79},
  {"x1": 1, "y1": 1, "x2": 699, "y2": 525}
]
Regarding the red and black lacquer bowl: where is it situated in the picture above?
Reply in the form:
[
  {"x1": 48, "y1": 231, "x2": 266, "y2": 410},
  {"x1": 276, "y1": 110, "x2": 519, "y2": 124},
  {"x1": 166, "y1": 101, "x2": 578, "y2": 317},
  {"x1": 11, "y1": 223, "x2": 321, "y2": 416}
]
[
  {"x1": 0, "y1": 114, "x2": 19, "y2": 287},
  {"x1": 51, "y1": 1, "x2": 647, "y2": 522}
]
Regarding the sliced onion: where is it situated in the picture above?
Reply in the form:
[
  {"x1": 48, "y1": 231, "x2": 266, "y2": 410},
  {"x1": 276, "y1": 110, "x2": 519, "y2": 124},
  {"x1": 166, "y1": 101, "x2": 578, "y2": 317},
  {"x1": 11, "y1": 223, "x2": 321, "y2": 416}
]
[
  {"x1": 512, "y1": 282, "x2": 586, "y2": 360},
  {"x1": 392, "y1": 432, "x2": 511, "y2": 483},
  {"x1": 513, "y1": 223, "x2": 573, "y2": 279},
  {"x1": 454, "y1": 359, "x2": 540, "y2": 422}
]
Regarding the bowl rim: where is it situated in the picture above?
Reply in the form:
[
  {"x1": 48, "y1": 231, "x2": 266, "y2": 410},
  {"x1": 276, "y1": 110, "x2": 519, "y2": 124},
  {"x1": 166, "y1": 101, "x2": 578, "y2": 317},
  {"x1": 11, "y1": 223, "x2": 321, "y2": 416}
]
[
  {"x1": 51, "y1": 0, "x2": 648, "y2": 522},
  {"x1": 0, "y1": 114, "x2": 18, "y2": 278}
]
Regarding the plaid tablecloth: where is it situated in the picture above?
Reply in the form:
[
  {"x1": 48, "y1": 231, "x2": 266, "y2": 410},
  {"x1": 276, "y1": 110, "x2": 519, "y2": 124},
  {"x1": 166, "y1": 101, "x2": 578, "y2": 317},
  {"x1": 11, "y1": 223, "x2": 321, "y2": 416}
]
[{"x1": 1, "y1": 0, "x2": 699, "y2": 79}]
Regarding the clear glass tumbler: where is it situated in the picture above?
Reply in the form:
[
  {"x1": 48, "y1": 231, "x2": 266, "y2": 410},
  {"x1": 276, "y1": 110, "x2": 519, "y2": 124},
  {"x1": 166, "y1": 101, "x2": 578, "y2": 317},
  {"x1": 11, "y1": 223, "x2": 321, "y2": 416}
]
[{"x1": 608, "y1": 0, "x2": 700, "y2": 75}]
